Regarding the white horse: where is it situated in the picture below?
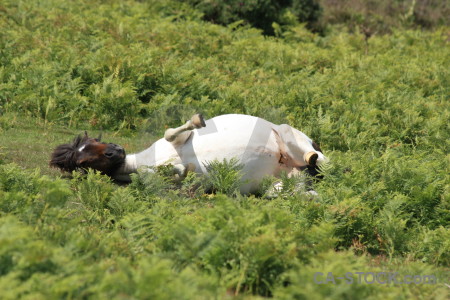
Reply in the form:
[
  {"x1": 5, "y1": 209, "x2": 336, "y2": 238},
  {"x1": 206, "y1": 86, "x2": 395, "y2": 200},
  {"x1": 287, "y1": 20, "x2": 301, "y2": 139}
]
[{"x1": 50, "y1": 114, "x2": 327, "y2": 194}]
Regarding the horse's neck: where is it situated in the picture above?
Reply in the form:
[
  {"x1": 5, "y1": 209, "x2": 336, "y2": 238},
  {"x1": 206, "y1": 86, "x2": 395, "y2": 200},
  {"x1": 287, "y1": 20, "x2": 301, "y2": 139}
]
[
  {"x1": 113, "y1": 154, "x2": 137, "y2": 181},
  {"x1": 123, "y1": 154, "x2": 137, "y2": 173}
]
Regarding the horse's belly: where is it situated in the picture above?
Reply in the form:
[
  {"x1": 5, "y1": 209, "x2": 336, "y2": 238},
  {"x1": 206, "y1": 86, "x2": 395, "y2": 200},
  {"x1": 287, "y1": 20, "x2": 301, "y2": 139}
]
[
  {"x1": 185, "y1": 144, "x2": 283, "y2": 194},
  {"x1": 148, "y1": 114, "x2": 290, "y2": 193},
  {"x1": 182, "y1": 115, "x2": 286, "y2": 193}
]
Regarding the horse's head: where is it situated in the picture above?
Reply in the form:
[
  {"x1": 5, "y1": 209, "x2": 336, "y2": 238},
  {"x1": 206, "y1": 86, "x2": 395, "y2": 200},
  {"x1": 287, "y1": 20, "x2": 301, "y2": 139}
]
[{"x1": 50, "y1": 132, "x2": 126, "y2": 176}]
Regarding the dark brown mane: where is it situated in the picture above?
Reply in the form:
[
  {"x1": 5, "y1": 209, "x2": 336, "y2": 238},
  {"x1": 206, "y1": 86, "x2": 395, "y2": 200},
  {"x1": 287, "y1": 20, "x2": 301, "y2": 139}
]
[{"x1": 49, "y1": 134, "x2": 88, "y2": 172}]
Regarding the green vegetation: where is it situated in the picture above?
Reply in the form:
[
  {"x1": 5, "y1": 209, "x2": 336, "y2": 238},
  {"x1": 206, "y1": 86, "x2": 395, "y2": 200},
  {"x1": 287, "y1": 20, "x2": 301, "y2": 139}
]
[
  {"x1": 0, "y1": 0, "x2": 449, "y2": 298},
  {"x1": 177, "y1": 0, "x2": 322, "y2": 35},
  {"x1": 204, "y1": 158, "x2": 244, "y2": 196}
]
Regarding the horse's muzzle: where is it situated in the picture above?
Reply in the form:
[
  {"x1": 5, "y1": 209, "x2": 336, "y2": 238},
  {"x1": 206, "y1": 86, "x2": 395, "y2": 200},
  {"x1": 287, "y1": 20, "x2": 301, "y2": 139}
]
[{"x1": 105, "y1": 143, "x2": 126, "y2": 161}]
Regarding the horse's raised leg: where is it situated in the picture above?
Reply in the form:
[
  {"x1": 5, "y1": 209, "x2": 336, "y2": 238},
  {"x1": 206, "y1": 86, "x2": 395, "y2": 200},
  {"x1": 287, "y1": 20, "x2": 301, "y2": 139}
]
[
  {"x1": 276, "y1": 124, "x2": 326, "y2": 167},
  {"x1": 164, "y1": 114, "x2": 206, "y2": 146}
]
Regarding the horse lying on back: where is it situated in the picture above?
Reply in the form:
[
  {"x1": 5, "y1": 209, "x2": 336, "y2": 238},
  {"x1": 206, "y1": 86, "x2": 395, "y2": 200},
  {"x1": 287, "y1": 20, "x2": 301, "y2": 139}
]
[{"x1": 50, "y1": 114, "x2": 327, "y2": 194}]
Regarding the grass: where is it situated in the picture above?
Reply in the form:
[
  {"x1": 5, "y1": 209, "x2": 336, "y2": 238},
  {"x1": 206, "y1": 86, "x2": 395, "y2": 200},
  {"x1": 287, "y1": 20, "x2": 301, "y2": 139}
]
[
  {"x1": 0, "y1": 0, "x2": 449, "y2": 298},
  {"x1": 1, "y1": 113, "x2": 449, "y2": 299}
]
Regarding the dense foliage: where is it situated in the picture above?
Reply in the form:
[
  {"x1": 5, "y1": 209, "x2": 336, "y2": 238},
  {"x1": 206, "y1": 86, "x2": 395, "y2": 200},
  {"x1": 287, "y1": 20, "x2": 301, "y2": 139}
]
[
  {"x1": 1, "y1": 164, "x2": 449, "y2": 298},
  {"x1": 177, "y1": 0, "x2": 322, "y2": 35},
  {"x1": 0, "y1": 0, "x2": 449, "y2": 298}
]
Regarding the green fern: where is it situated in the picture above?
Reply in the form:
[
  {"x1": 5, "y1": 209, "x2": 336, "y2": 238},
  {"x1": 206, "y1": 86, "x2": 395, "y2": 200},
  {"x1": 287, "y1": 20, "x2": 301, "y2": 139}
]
[{"x1": 203, "y1": 158, "x2": 244, "y2": 196}]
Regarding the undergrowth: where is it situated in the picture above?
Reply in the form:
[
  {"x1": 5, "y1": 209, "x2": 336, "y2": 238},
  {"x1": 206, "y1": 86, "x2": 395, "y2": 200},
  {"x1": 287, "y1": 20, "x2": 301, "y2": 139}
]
[
  {"x1": 0, "y1": 0, "x2": 449, "y2": 298},
  {"x1": 0, "y1": 160, "x2": 449, "y2": 298}
]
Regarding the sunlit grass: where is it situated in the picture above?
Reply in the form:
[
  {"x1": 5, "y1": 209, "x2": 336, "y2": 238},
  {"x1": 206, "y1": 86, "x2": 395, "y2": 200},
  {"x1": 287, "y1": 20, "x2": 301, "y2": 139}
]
[{"x1": 0, "y1": 0, "x2": 448, "y2": 298}]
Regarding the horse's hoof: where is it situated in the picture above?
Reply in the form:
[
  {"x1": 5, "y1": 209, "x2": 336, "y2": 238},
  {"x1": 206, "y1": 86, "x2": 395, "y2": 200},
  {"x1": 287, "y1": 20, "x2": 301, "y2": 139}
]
[
  {"x1": 186, "y1": 163, "x2": 196, "y2": 173},
  {"x1": 191, "y1": 114, "x2": 206, "y2": 128},
  {"x1": 305, "y1": 152, "x2": 318, "y2": 166},
  {"x1": 174, "y1": 163, "x2": 196, "y2": 178}
]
